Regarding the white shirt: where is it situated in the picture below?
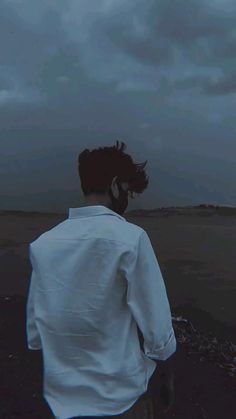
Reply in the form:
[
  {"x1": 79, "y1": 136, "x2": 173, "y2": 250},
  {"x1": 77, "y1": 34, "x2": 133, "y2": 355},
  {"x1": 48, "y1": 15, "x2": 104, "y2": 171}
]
[{"x1": 26, "y1": 205, "x2": 176, "y2": 419}]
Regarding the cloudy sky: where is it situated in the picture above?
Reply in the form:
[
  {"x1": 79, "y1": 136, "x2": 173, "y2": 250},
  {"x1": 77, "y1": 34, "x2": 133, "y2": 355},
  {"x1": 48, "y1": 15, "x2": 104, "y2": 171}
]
[{"x1": 1, "y1": 0, "x2": 236, "y2": 213}]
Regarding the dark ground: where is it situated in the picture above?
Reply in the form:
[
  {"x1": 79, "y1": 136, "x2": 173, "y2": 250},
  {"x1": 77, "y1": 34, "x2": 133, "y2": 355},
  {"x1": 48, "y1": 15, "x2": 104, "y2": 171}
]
[
  {"x1": 0, "y1": 294, "x2": 235, "y2": 419},
  {"x1": 1, "y1": 208, "x2": 236, "y2": 418}
]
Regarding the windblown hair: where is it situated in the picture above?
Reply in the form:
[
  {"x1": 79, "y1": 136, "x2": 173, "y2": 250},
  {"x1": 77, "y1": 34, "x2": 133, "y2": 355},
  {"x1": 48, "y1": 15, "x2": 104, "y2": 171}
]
[{"x1": 78, "y1": 140, "x2": 149, "y2": 199}]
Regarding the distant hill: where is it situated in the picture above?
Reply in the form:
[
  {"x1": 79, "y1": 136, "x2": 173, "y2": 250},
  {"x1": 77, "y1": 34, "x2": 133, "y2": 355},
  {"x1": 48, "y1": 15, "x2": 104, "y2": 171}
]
[
  {"x1": 126, "y1": 204, "x2": 236, "y2": 217},
  {"x1": 0, "y1": 204, "x2": 236, "y2": 217}
]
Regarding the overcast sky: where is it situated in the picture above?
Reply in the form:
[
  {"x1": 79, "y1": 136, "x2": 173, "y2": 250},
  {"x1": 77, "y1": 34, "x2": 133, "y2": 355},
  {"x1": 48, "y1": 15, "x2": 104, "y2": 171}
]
[{"x1": 1, "y1": 0, "x2": 236, "y2": 213}]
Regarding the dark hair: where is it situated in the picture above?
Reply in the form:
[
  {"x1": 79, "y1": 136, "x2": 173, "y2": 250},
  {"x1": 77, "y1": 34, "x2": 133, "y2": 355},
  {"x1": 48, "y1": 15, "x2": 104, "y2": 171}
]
[{"x1": 78, "y1": 140, "x2": 149, "y2": 199}]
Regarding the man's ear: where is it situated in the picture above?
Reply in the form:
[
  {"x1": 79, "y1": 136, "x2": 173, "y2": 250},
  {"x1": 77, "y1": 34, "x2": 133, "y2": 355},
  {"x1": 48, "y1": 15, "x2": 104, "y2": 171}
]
[{"x1": 111, "y1": 176, "x2": 119, "y2": 199}]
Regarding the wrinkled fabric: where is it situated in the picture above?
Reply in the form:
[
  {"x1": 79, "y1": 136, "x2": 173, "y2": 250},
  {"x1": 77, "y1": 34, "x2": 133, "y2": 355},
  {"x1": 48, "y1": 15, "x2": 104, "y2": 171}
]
[
  {"x1": 26, "y1": 205, "x2": 176, "y2": 419},
  {"x1": 69, "y1": 385, "x2": 157, "y2": 418}
]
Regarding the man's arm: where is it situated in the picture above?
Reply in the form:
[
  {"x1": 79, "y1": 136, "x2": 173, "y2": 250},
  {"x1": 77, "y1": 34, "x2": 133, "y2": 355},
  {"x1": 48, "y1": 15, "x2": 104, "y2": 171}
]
[
  {"x1": 26, "y1": 245, "x2": 42, "y2": 351},
  {"x1": 123, "y1": 230, "x2": 177, "y2": 366},
  {"x1": 137, "y1": 325, "x2": 176, "y2": 383},
  {"x1": 155, "y1": 351, "x2": 176, "y2": 382}
]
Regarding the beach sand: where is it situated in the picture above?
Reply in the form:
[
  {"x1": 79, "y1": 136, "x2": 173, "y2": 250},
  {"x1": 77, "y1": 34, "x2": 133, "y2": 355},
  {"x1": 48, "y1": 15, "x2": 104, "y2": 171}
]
[{"x1": 0, "y1": 207, "x2": 235, "y2": 418}]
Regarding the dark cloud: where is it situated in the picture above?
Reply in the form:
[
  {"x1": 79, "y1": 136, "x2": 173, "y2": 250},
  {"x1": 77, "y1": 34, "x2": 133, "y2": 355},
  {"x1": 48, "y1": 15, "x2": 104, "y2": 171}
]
[
  {"x1": 0, "y1": 1, "x2": 68, "y2": 105},
  {"x1": 204, "y1": 71, "x2": 236, "y2": 95},
  {"x1": 150, "y1": 0, "x2": 236, "y2": 44},
  {"x1": 1, "y1": 0, "x2": 236, "y2": 99},
  {"x1": 101, "y1": 0, "x2": 236, "y2": 95},
  {"x1": 0, "y1": 0, "x2": 236, "y2": 209}
]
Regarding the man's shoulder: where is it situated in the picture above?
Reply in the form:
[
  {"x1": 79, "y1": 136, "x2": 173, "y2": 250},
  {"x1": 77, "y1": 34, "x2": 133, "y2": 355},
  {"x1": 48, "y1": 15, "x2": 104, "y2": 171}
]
[
  {"x1": 30, "y1": 220, "x2": 67, "y2": 246},
  {"x1": 29, "y1": 219, "x2": 147, "y2": 249},
  {"x1": 123, "y1": 219, "x2": 145, "y2": 236},
  {"x1": 114, "y1": 219, "x2": 146, "y2": 247}
]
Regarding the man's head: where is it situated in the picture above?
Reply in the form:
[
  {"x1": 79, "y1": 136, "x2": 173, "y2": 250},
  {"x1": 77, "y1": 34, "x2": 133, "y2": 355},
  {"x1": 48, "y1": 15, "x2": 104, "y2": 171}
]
[
  {"x1": 78, "y1": 141, "x2": 149, "y2": 216},
  {"x1": 81, "y1": 175, "x2": 129, "y2": 216}
]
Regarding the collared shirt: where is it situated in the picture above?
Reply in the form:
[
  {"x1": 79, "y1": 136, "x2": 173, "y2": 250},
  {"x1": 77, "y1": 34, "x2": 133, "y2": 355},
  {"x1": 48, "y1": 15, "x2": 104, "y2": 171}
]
[{"x1": 26, "y1": 205, "x2": 176, "y2": 419}]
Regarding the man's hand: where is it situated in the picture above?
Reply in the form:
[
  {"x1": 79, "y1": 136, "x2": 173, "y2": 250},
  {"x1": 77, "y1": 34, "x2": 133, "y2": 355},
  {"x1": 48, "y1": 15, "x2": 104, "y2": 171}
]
[{"x1": 159, "y1": 372, "x2": 175, "y2": 414}]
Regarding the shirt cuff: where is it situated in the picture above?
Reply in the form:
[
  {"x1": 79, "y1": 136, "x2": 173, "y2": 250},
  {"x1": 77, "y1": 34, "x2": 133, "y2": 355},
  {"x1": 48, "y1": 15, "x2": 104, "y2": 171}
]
[
  {"x1": 144, "y1": 329, "x2": 177, "y2": 361},
  {"x1": 28, "y1": 344, "x2": 42, "y2": 350}
]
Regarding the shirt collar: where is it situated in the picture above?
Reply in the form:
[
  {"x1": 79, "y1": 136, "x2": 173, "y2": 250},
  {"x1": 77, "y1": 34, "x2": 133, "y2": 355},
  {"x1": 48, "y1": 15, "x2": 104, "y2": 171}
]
[{"x1": 68, "y1": 205, "x2": 126, "y2": 222}]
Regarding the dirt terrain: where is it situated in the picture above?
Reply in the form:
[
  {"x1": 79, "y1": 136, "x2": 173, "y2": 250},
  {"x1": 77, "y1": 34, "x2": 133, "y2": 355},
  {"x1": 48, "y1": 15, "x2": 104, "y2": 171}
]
[{"x1": 0, "y1": 206, "x2": 235, "y2": 418}]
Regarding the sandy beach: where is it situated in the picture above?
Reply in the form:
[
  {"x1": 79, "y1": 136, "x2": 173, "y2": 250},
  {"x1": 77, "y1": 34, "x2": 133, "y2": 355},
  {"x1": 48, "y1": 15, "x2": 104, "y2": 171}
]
[{"x1": 0, "y1": 206, "x2": 236, "y2": 418}]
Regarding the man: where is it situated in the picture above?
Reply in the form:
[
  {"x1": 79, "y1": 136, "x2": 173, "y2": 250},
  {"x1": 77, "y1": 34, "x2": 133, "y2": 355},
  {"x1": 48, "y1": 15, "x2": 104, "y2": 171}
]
[{"x1": 26, "y1": 143, "x2": 176, "y2": 419}]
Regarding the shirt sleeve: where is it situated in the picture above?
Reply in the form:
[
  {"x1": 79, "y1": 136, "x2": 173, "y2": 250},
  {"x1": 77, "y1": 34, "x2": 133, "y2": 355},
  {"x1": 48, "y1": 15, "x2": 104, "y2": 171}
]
[
  {"x1": 124, "y1": 230, "x2": 177, "y2": 361},
  {"x1": 26, "y1": 245, "x2": 42, "y2": 350}
]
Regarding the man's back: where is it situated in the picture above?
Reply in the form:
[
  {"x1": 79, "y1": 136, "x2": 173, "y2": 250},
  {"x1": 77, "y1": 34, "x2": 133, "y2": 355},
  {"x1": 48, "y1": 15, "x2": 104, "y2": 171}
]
[{"x1": 26, "y1": 205, "x2": 176, "y2": 419}]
